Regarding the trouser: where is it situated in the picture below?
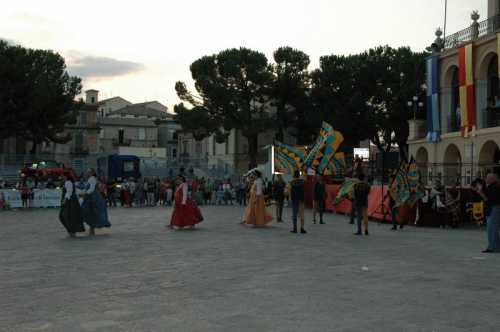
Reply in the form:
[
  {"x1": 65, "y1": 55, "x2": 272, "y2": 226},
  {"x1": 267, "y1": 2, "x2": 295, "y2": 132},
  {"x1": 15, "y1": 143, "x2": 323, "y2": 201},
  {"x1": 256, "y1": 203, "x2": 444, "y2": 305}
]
[
  {"x1": 313, "y1": 199, "x2": 325, "y2": 222},
  {"x1": 391, "y1": 206, "x2": 399, "y2": 227},
  {"x1": 147, "y1": 192, "x2": 155, "y2": 206},
  {"x1": 108, "y1": 195, "x2": 116, "y2": 207},
  {"x1": 292, "y1": 201, "x2": 305, "y2": 229},
  {"x1": 276, "y1": 198, "x2": 284, "y2": 221},
  {"x1": 350, "y1": 205, "x2": 356, "y2": 223},
  {"x1": 487, "y1": 206, "x2": 500, "y2": 252},
  {"x1": 355, "y1": 205, "x2": 368, "y2": 233}
]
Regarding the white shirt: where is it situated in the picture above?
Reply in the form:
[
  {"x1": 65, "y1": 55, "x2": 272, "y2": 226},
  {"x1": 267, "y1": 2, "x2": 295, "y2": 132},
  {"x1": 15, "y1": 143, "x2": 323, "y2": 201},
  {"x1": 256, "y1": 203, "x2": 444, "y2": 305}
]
[
  {"x1": 64, "y1": 180, "x2": 73, "y2": 201},
  {"x1": 181, "y1": 182, "x2": 188, "y2": 205},
  {"x1": 255, "y1": 178, "x2": 263, "y2": 196},
  {"x1": 86, "y1": 176, "x2": 97, "y2": 194}
]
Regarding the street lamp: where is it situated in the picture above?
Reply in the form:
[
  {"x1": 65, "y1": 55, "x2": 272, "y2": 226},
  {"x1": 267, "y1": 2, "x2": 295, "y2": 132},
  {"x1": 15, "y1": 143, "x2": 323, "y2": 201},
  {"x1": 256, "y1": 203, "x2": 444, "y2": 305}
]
[{"x1": 408, "y1": 96, "x2": 424, "y2": 120}]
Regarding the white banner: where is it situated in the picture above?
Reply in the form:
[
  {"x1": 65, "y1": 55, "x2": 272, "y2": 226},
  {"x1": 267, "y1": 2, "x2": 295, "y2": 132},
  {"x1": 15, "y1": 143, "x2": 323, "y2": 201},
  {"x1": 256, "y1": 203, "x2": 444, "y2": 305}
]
[
  {"x1": 0, "y1": 189, "x2": 62, "y2": 208},
  {"x1": 0, "y1": 190, "x2": 22, "y2": 208}
]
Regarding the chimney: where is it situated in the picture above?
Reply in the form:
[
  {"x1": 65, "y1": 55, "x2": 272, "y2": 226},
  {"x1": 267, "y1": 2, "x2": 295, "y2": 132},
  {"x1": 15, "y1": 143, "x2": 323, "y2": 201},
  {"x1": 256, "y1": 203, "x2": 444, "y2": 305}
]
[{"x1": 85, "y1": 89, "x2": 99, "y2": 105}]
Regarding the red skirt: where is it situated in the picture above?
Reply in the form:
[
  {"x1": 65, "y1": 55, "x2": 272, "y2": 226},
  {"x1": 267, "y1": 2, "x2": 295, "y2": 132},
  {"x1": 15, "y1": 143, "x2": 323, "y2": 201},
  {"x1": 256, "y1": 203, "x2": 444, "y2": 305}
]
[{"x1": 170, "y1": 199, "x2": 203, "y2": 227}]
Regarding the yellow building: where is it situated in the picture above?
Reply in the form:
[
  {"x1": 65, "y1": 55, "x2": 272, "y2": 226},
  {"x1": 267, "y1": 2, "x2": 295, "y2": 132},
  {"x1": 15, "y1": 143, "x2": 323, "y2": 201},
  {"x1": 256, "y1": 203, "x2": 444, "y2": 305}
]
[{"x1": 409, "y1": 0, "x2": 500, "y2": 186}]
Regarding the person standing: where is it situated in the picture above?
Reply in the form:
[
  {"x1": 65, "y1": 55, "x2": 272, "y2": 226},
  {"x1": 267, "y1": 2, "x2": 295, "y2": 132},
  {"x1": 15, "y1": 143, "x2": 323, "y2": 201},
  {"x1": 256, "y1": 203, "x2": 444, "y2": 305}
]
[
  {"x1": 59, "y1": 174, "x2": 85, "y2": 238},
  {"x1": 168, "y1": 175, "x2": 203, "y2": 230},
  {"x1": 146, "y1": 178, "x2": 156, "y2": 206},
  {"x1": 353, "y1": 173, "x2": 371, "y2": 236},
  {"x1": 388, "y1": 174, "x2": 403, "y2": 231},
  {"x1": 475, "y1": 173, "x2": 500, "y2": 253},
  {"x1": 290, "y1": 170, "x2": 307, "y2": 234},
  {"x1": 313, "y1": 174, "x2": 326, "y2": 224},
  {"x1": 242, "y1": 170, "x2": 273, "y2": 227},
  {"x1": 81, "y1": 170, "x2": 111, "y2": 236},
  {"x1": 273, "y1": 174, "x2": 286, "y2": 223},
  {"x1": 107, "y1": 180, "x2": 117, "y2": 208}
]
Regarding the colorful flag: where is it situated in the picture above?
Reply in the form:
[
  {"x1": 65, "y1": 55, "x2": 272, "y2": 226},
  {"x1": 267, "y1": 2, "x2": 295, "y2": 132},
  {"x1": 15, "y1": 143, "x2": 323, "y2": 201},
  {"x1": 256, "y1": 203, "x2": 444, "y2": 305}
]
[
  {"x1": 304, "y1": 122, "x2": 344, "y2": 174},
  {"x1": 406, "y1": 157, "x2": 425, "y2": 206},
  {"x1": 426, "y1": 55, "x2": 441, "y2": 142},
  {"x1": 389, "y1": 161, "x2": 410, "y2": 208},
  {"x1": 274, "y1": 141, "x2": 307, "y2": 174},
  {"x1": 334, "y1": 177, "x2": 360, "y2": 204},
  {"x1": 324, "y1": 152, "x2": 346, "y2": 176},
  {"x1": 458, "y1": 44, "x2": 476, "y2": 138}
]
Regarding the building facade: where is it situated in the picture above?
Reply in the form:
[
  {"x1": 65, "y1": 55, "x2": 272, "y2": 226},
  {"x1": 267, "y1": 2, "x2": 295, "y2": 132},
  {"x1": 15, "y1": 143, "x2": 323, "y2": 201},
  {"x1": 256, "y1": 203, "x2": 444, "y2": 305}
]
[{"x1": 409, "y1": 0, "x2": 500, "y2": 186}]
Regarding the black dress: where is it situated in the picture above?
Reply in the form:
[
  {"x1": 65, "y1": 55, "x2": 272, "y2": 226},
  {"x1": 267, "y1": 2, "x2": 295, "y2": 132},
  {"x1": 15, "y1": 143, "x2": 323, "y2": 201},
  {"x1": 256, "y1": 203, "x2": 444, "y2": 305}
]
[{"x1": 59, "y1": 181, "x2": 85, "y2": 234}]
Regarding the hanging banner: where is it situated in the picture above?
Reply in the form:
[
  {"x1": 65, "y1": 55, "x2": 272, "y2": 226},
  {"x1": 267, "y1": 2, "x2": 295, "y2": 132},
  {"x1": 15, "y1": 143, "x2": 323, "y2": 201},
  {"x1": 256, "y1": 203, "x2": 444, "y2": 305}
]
[
  {"x1": 458, "y1": 44, "x2": 476, "y2": 137},
  {"x1": 426, "y1": 55, "x2": 441, "y2": 142}
]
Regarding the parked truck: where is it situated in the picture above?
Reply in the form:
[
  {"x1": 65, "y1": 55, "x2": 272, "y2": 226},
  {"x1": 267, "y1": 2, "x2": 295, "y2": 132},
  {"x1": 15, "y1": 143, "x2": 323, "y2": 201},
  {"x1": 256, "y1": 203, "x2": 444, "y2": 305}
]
[{"x1": 97, "y1": 155, "x2": 141, "y2": 181}]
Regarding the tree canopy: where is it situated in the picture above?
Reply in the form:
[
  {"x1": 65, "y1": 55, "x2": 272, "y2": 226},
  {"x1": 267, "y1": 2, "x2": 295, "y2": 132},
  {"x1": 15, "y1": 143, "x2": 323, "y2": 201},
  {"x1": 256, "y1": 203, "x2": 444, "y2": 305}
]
[
  {"x1": 0, "y1": 40, "x2": 82, "y2": 153},
  {"x1": 175, "y1": 47, "x2": 274, "y2": 168},
  {"x1": 175, "y1": 45, "x2": 427, "y2": 168}
]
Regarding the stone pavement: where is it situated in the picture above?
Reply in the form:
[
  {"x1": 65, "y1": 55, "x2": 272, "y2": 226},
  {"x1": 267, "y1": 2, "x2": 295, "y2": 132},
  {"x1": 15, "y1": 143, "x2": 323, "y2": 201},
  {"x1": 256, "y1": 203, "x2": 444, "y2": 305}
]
[{"x1": 1, "y1": 205, "x2": 499, "y2": 332}]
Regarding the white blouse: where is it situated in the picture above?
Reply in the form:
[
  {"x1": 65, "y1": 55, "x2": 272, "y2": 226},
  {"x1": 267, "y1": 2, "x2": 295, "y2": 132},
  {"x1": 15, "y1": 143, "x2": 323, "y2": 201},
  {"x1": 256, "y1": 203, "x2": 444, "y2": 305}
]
[
  {"x1": 64, "y1": 181, "x2": 73, "y2": 201},
  {"x1": 181, "y1": 182, "x2": 188, "y2": 205},
  {"x1": 86, "y1": 176, "x2": 97, "y2": 195},
  {"x1": 255, "y1": 178, "x2": 263, "y2": 196}
]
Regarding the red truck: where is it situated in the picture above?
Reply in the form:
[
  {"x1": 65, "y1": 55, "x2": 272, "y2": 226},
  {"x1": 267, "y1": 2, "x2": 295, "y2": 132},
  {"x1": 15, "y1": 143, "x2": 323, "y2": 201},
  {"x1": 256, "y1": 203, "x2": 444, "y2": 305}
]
[{"x1": 20, "y1": 160, "x2": 77, "y2": 181}]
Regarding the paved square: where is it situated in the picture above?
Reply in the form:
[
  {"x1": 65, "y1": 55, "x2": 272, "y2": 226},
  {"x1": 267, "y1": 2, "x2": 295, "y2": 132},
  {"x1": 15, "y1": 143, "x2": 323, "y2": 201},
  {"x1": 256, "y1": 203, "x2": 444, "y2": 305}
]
[{"x1": 1, "y1": 206, "x2": 500, "y2": 332}]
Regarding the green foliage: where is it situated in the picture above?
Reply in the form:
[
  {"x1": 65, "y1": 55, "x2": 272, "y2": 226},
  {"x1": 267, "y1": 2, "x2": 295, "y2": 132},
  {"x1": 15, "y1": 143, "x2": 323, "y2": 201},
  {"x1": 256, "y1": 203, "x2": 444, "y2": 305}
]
[
  {"x1": 0, "y1": 40, "x2": 82, "y2": 152},
  {"x1": 175, "y1": 47, "x2": 274, "y2": 168},
  {"x1": 175, "y1": 44, "x2": 427, "y2": 167},
  {"x1": 311, "y1": 46, "x2": 428, "y2": 158},
  {"x1": 271, "y1": 46, "x2": 319, "y2": 145}
]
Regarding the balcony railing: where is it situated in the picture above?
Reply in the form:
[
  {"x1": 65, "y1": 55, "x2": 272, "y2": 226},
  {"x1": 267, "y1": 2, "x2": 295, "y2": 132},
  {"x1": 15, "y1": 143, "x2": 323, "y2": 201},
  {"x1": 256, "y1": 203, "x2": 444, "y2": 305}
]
[
  {"x1": 444, "y1": 15, "x2": 500, "y2": 49},
  {"x1": 112, "y1": 138, "x2": 132, "y2": 147}
]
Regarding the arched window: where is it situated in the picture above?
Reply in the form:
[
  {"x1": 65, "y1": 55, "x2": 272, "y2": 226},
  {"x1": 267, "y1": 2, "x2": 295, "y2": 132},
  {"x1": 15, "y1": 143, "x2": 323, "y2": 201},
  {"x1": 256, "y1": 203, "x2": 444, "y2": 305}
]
[{"x1": 486, "y1": 54, "x2": 499, "y2": 128}]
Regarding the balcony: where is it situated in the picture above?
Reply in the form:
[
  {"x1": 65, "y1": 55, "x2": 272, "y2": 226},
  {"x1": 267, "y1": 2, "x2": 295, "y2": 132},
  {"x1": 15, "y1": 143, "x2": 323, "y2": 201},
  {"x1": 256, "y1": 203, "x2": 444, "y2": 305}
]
[
  {"x1": 112, "y1": 138, "x2": 132, "y2": 147},
  {"x1": 444, "y1": 14, "x2": 500, "y2": 50}
]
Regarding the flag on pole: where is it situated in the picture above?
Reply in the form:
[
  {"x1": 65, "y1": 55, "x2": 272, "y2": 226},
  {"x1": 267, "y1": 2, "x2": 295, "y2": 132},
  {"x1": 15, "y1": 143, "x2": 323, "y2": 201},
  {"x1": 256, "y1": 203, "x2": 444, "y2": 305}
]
[
  {"x1": 304, "y1": 122, "x2": 344, "y2": 174},
  {"x1": 334, "y1": 177, "x2": 360, "y2": 204},
  {"x1": 388, "y1": 161, "x2": 411, "y2": 208},
  {"x1": 407, "y1": 157, "x2": 425, "y2": 206},
  {"x1": 274, "y1": 141, "x2": 307, "y2": 174},
  {"x1": 324, "y1": 152, "x2": 346, "y2": 176}
]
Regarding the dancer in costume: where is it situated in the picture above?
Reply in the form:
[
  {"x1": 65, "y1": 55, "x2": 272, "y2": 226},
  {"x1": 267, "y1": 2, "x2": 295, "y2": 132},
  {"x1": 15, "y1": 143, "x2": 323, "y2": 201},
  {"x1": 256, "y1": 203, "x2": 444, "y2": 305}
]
[
  {"x1": 81, "y1": 169, "x2": 111, "y2": 236},
  {"x1": 242, "y1": 170, "x2": 273, "y2": 227},
  {"x1": 59, "y1": 174, "x2": 85, "y2": 238},
  {"x1": 168, "y1": 175, "x2": 203, "y2": 230}
]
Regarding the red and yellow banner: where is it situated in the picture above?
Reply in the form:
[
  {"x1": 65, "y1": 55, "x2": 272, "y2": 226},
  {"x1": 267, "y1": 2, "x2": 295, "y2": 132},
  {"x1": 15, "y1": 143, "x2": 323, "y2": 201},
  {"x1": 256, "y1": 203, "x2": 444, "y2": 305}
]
[{"x1": 458, "y1": 44, "x2": 476, "y2": 137}]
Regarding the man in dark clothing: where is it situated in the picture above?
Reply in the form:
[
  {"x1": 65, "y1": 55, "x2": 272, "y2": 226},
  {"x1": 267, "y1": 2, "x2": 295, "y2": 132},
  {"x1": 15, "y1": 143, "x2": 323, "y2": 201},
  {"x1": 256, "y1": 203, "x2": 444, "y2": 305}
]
[
  {"x1": 313, "y1": 174, "x2": 326, "y2": 224},
  {"x1": 273, "y1": 174, "x2": 286, "y2": 223},
  {"x1": 475, "y1": 173, "x2": 500, "y2": 253},
  {"x1": 353, "y1": 173, "x2": 371, "y2": 235},
  {"x1": 290, "y1": 170, "x2": 307, "y2": 234}
]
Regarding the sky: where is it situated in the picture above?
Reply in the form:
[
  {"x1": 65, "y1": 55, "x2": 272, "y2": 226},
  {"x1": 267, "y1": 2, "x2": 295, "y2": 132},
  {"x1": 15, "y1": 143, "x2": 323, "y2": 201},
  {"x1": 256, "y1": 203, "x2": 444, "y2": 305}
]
[{"x1": 0, "y1": 0, "x2": 487, "y2": 111}]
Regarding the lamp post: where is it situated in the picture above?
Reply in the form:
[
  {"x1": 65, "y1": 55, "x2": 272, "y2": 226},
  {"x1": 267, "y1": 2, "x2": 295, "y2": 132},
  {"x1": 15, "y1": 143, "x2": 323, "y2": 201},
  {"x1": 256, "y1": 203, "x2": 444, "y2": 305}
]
[{"x1": 408, "y1": 96, "x2": 424, "y2": 120}]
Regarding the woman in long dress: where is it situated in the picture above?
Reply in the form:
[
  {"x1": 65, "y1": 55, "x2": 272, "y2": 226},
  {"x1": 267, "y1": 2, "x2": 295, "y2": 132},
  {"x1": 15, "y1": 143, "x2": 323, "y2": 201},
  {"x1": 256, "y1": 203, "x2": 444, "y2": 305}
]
[
  {"x1": 81, "y1": 170, "x2": 111, "y2": 236},
  {"x1": 59, "y1": 174, "x2": 85, "y2": 237},
  {"x1": 168, "y1": 175, "x2": 203, "y2": 230},
  {"x1": 242, "y1": 170, "x2": 273, "y2": 226}
]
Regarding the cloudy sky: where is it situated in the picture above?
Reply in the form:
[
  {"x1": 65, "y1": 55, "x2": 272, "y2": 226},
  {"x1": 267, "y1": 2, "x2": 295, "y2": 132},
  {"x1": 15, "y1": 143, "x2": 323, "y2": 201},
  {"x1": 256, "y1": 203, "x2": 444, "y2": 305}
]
[{"x1": 1, "y1": 0, "x2": 486, "y2": 110}]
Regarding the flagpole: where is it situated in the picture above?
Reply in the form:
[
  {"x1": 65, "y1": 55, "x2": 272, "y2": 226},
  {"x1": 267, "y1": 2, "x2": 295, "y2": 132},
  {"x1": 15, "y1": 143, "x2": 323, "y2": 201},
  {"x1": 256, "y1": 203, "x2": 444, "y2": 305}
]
[{"x1": 443, "y1": 0, "x2": 448, "y2": 40}]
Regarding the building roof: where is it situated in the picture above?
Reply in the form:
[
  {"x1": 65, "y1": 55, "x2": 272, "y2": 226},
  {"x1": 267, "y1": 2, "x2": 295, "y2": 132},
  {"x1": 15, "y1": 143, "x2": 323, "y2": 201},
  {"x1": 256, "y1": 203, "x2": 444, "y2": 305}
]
[
  {"x1": 108, "y1": 104, "x2": 172, "y2": 120},
  {"x1": 98, "y1": 96, "x2": 132, "y2": 105},
  {"x1": 98, "y1": 117, "x2": 157, "y2": 128}
]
